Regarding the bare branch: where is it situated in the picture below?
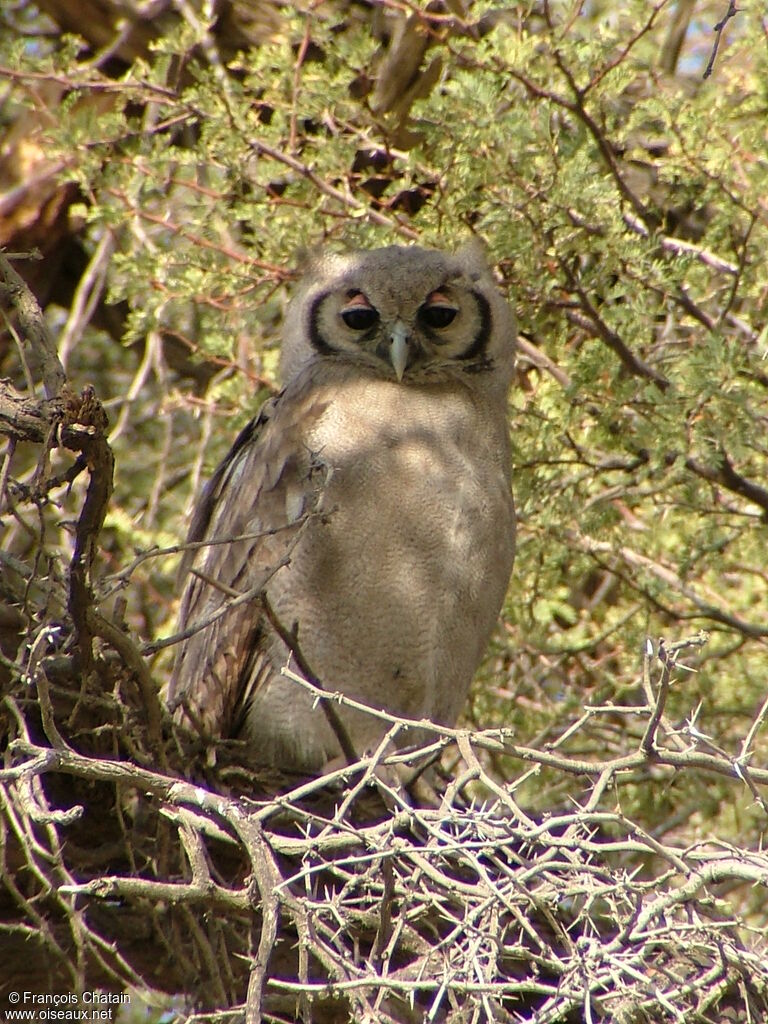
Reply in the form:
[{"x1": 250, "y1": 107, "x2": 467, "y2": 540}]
[
  {"x1": 703, "y1": 0, "x2": 740, "y2": 79},
  {"x1": 0, "y1": 252, "x2": 66, "y2": 400}
]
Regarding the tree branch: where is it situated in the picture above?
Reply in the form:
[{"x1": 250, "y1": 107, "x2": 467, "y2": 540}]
[
  {"x1": 703, "y1": 0, "x2": 739, "y2": 79},
  {"x1": 0, "y1": 264, "x2": 117, "y2": 687},
  {"x1": 0, "y1": 252, "x2": 66, "y2": 400},
  {"x1": 685, "y1": 450, "x2": 768, "y2": 518},
  {"x1": 558, "y1": 255, "x2": 670, "y2": 390}
]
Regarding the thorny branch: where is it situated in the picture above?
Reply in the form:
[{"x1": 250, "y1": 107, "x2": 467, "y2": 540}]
[{"x1": 1, "y1": 629, "x2": 767, "y2": 1020}]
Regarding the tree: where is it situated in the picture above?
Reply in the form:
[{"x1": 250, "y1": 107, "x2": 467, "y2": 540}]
[{"x1": 1, "y1": 2, "x2": 767, "y2": 1021}]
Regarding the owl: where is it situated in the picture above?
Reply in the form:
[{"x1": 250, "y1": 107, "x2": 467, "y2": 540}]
[{"x1": 168, "y1": 243, "x2": 516, "y2": 772}]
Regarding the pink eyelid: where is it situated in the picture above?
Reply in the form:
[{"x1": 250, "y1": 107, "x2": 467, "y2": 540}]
[
  {"x1": 340, "y1": 291, "x2": 456, "y2": 312},
  {"x1": 425, "y1": 290, "x2": 455, "y2": 306},
  {"x1": 341, "y1": 291, "x2": 373, "y2": 311}
]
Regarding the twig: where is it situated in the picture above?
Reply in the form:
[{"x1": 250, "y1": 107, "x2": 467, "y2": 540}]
[
  {"x1": 57, "y1": 873, "x2": 250, "y2": 910},
  {"x1": 147, "y1": 553, "x2": 293, "y2": 655},
  {"x1": 703, "y1": 1, "x2": 739, "y2": 79},
  {"x1": 260, "y1": 593, "x2": 359, "y2": 766},
  {"x1": 558, "y1": 255, "x2": 670, "y2": 390},
  {"x1": 58, "y1": 231, "x2": 115, "y2": 370},
  {"x1": 235, "y1": 816, "x2": 283, "y2": 1024},
  {"x1": 250, "y1": 138, "x2": 419, "y2": 241},
  {"x1": 517, "y1": 335, "x2": 573, "y2": 387},
  {"x1": 571, "y1": 531, "x2": 768, "y2": 638},
  {"x1": 622, "y1": 211, "x2": 739, "y2": 274},
  {"x1": 67, "y1": 387, "x2": 114, "y2": 674},
  {"x1": 640, "y1": 638, "x2": 675, "y2": 754},
  {"x1": 87, "y1": 609, "x2": 165, "y2": 762}
]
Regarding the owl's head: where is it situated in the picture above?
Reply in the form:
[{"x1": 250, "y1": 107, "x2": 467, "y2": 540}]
[{"x1": 280, "y1": 243, "x2": 516, "y2": 389}]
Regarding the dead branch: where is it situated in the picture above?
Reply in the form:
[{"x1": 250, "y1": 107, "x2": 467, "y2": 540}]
[
  {"x1": 1, "y1": 617, "x2": 768, "y2": 1020},
  {"x1": 0, "y1": 257, "x2": 115, "y2": 677},
  {"x1": 703, "y1": 0, "x2": 740, "y2": 79},
  {"x1": 0, "y1": 252, "x2": 66, "y2": 400}
]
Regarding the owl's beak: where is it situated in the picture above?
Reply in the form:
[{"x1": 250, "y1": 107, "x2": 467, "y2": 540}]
[{"x1": 389, "y1": 322, "x2": 410, "y2": 381}]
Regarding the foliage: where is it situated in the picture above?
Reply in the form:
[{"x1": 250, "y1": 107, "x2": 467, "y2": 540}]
[{"x1": 1, "y1": 1, "x2": 767, "y2": 1020}]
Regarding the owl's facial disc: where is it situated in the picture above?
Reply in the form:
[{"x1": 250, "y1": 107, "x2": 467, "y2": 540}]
[{"x1": 309, "y1": 271, "x2": 492, "y2": 383}]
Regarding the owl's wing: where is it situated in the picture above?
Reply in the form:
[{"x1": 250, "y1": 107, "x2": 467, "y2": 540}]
[{"x1": 168, "y1": 382, "x2": 329, "y2": 739}]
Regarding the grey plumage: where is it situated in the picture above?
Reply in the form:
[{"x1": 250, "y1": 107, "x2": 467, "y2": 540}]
[{"x1": 169, "y1": 243, "x2": 516, "y2": 771}]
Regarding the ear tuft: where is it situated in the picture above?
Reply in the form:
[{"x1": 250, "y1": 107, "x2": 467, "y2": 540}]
[
  {"x1": 292, "y1": 245, "x2": 325, "y2": 278},
  {"x1": 454, "y1": 236, "x2": 492, "y2": 281}
]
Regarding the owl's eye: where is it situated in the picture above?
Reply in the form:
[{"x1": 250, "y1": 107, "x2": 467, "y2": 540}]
[
  {"x1": 421, "y1": 292, "x2": 458, "y2": 329},
  {"x1": 342, "y1": 307, "x2": 379, "y2": 330},
  {"x1": 341, "y1": 295, "x2": 379, "y2": 331}
]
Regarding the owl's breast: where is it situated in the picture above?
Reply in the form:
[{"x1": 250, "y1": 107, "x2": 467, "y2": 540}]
[{"x1": 282, "y1": 376, "x2": 515, "y2": 721}]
